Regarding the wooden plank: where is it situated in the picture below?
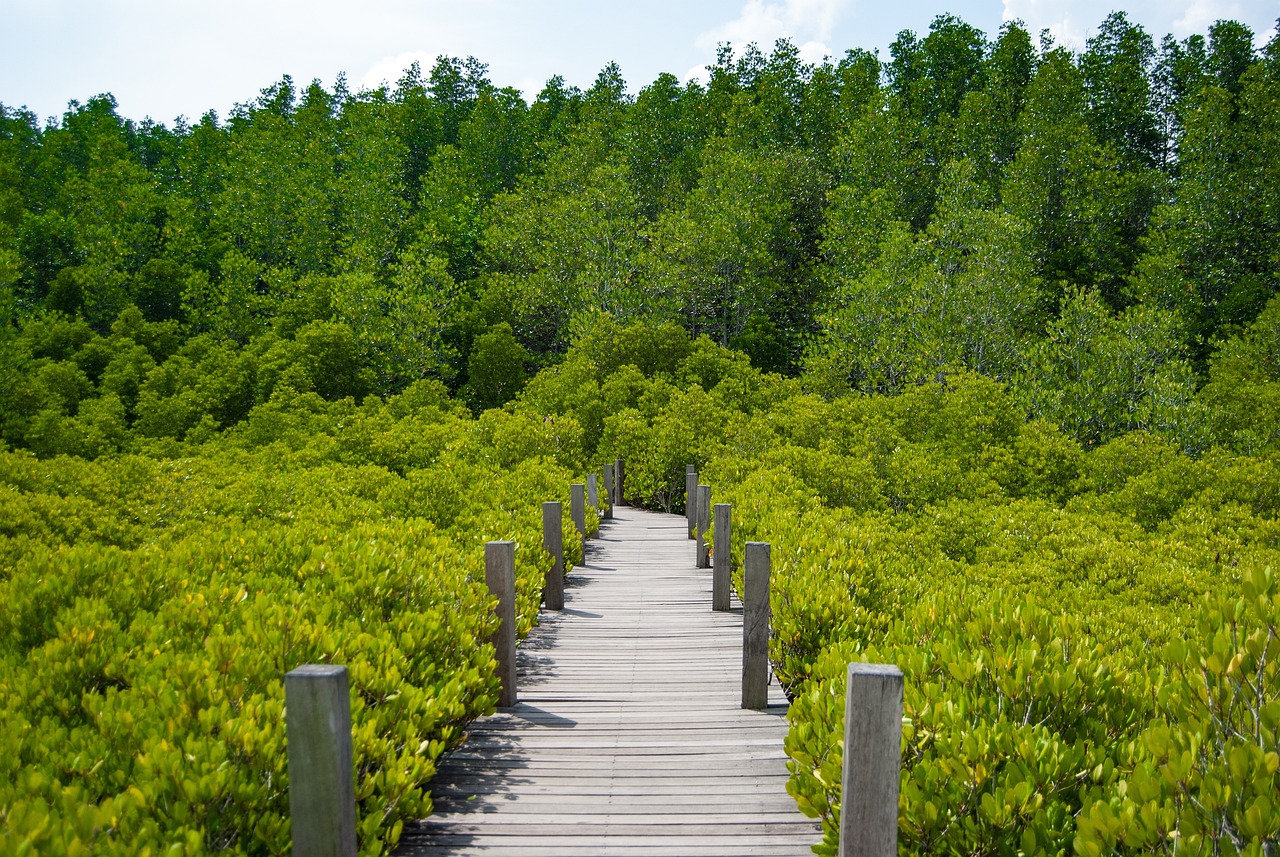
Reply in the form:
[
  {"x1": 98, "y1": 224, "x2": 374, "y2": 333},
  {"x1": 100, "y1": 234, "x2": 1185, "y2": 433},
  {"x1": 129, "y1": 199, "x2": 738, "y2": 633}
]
[{"x1": 394, "y1": 507, "x2": 818, "y2": 856}]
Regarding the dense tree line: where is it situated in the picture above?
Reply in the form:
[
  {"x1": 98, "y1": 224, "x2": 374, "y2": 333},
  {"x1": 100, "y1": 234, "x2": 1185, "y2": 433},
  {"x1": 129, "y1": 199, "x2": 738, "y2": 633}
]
[{"x1": 1, "y1": 13, "x2": 1278, "y2": 452}]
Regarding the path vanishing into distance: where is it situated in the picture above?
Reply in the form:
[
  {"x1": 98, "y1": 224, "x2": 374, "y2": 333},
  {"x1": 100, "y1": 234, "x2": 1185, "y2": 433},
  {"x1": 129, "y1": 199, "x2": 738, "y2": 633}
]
[{"x1": 395, "y1": 506, "x2": 822, "y2": 856}]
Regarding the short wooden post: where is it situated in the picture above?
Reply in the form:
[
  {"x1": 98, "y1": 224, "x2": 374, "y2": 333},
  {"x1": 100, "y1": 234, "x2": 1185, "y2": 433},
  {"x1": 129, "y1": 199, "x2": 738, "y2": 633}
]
[
  {"x1": 838, "y1": 663, "x2": 904, "y2": 857},
  {"x1": 542, "y1": 501, "x2": 564, "y2": 611},
  {"x1": 695, "y1": 484, "x2": 712, "y2": 568},
  {"x1": 713, "y1": 503, "x2": 731, "y2": 612},
  {"x1": 570, "y1": 483, "x2": 586, "y2": 539},
  {"x1": 485, "y1": 541, "x2": 517, "y2": 707},
  {"x1": 742, "y1": 542, "x2": 770, "y2": 709},
  {"x1": 602, "y1": 464, "x2": 614, "y2": 520},
  {"x1": 285, "y1": 664, "x2": 357, "y2": 857},
  {"x1": 685, "y1": 466, "x2": 698, "y2": 540},
  {"x1": 614, "y1": 458, "x2": 625, "y2": 506},
  {"x1": 587, "y1": 473, "x2": 599, "y2": 509}
]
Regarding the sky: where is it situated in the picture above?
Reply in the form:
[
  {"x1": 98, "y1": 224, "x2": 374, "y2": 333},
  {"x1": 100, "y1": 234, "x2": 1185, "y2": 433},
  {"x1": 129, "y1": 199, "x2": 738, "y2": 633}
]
[{"x1": 2, "y1": 0, "x2": 1277, "y2": 126}]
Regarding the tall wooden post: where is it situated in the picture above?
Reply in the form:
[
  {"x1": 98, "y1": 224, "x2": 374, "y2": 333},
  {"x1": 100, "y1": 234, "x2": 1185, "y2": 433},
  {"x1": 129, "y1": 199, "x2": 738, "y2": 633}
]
[
  {"x1": 285, "y1": 664, "x2": 357, "y2": 857},
  {"x1": 686, "y1": 465, "x2": 697, "y2": 539},
  {"x1": 486, "y1": 541, "x2": 517, "y2": 707},
  {"x1": 614, "y1": 458, "x2": 625, "y2": 506},
  {"x1": 713, "y1": 503, "x2": 732, "y2": 612},
  {"x1": 602, "y1": 464, "x2": 614, "y2": 520},
  {"x1": 587, "y1": 473, "x2": 599, "y2": 509},
  {"x1": 839, "y1": 663, "x2": 904, "y2": 857},
  {"x1": 695, "y1": 484, "x2": 712, "y2": 568},
  {"x1": 542, "y1": 501, "x2": 564, "y2": 611},
  {"x1": 571, "y1": 483, "x2": 586, "y2": 539},
  {"x1": 742, "y1": 542, "x2": 771, "y2": 709}
]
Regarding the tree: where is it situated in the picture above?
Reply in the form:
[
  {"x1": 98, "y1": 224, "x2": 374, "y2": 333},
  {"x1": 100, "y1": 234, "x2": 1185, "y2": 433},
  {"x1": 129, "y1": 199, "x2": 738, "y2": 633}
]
[
  {"x1": 1128, "y1": 46, "x2": 1277, "y2": 362},
  {"x1": 956, "y1": 21, "x2": 1034, "y2": 194},
  {"x1": 1016, "y1": 287, "x2": 1197, "y2": 445},
  {"x1": 811, "y1": 159, "x2": 1043, "y2": 393},
  {"x1": 335, "y1": 94, "x2": 409, "y2": 276},
  {"x1": 461, "y1": 322, "x2": 528, "y2": 412},
  {"x1": 213, "y1": 77, "x2": 338, "y2": 273},
  {"x1": 1081, "y1": 12, "x2": 1161, "y2": 168},
  {"x1": 624, "y1": 73, "x2": 707, "y2": 220},
  {"x1": 480, "y1": 123, "x2": 650, "y2": 355},
  {"x1": 646, "y1": 141, "x2": 825, "y2": 353},
  {"x1": 1004, "y1": 48, "x2": 1160, "y2": 306}
]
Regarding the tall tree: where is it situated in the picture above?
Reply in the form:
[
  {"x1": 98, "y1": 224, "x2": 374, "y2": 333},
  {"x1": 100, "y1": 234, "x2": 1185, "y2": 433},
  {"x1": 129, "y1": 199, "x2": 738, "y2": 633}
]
[
  {"x1": 1004, "y1": 47, "x2": 1159, "y2": 305},
  {"x1": 336, "y1": 94, "x2": 410, "y2": 275},
  {"x1": 1081, "y1": 12, "x2": 1160, "y2": 168},
  {"x1": 214, "y1": 77, "x2": 338, "y2": 273},
  {"x1": 624, "y1": 73, "x2": 707, "y2": 220},
  {"x1": 1129, "y1": 39, "x2": 1278, "y2": 363}
]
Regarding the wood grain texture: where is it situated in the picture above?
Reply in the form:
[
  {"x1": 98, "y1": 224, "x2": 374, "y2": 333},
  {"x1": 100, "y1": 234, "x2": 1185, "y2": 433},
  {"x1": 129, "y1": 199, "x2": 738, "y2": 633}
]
[{"x1": 396, "y1": 507, "x2": 818, "y2": 856}]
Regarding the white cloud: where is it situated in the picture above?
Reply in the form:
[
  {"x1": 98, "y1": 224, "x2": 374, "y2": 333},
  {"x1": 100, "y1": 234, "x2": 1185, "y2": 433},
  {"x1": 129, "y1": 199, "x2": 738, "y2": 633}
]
[
  {"x1": 1001, "y1": 0, "x2": 1090, "y2": 50},
  {"x1": 694, "y1": 0, "x2": 848, "y2": 55},
  {"x1": 1001, "y1": 0, "x2": 1276, "y2": 53},
  {"x1": 357, "y1": 51, "x2": 438, "y2": 94},
  {"x1": 1172, "y1": 0, "x2": 1245, "y2": 37}
]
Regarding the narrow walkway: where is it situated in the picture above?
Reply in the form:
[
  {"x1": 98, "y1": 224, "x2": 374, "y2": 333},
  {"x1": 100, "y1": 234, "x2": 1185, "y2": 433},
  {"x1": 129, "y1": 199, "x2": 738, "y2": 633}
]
[{"x1": 396, "y1": 506, "x2": 821, "y2": 856}]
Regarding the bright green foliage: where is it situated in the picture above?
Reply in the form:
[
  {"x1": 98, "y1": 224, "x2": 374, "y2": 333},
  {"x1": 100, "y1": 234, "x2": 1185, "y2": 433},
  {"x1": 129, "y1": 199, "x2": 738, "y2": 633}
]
[
  {"x1": 0, "y1": 375, "x2": 592, "y2": 854},
  {"x1": 1075, "y1": 566, "x2": 1280, "y2": 855},
  {"x1": 460, "y1": 323, "x2": 529, "y2": 413}
]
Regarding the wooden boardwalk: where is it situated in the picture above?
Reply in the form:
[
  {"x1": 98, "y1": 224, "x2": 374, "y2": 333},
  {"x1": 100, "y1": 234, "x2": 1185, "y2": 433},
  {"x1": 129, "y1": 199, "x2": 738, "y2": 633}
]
[{"x1": 396, "y1": 506, "x2": 821, "y2": 856}]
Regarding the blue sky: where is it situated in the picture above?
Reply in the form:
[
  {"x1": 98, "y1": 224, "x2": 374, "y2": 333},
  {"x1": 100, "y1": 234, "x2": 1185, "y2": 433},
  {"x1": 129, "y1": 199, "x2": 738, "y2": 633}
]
[{"x1": 2, "y1": 0, "x2": 1277, "y2": 126}]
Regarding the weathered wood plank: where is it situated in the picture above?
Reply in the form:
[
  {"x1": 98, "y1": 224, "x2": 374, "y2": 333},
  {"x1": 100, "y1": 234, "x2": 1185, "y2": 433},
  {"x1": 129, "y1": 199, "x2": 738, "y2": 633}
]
[{"x1": 395, "y1": 506, "x2": 818, "y2": 856}]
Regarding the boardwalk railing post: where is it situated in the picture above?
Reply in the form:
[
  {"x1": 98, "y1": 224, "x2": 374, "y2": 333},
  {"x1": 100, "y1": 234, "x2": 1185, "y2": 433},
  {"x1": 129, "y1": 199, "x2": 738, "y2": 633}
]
[
  {"x1": 587, "y1": 473, "x2": 599, "y2": 510},
  {"x1": 571, "y1": 483, "x2": 587, "y2": 539},
  {"x1": 285, "y1": 664, "x2": 357, "y2": 857},
  {"x1": 542, "y1": 501, "x2": 564, "y2": 611},
  {"x1": 602, "y1": 464, "x2": 614, "y2": 520},
  {"x1": 713, "y1": 503, "x2": 732, "y2": 612},
  {"x1": 742, "y1": 542, "x2": 771, "y2": 709},
  {"x1": 486, "y1": 540, "x2": 517, "y2": 707},
  {"x1": 614, "y1": 458, "x2": 625, "y2": 506},
  {"x1": 686, "y1": 465, "x2": 697, "y2": 539},
  {"x1": 839, "y1": 664, "x2": 904, "y2": 857},
  {"x1": 695, "y1": 484, "x2": 712, "y2": 569}
]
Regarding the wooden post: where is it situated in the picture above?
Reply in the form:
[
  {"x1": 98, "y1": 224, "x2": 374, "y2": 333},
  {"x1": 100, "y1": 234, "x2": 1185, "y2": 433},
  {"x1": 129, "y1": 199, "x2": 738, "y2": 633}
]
[
  {"x1": 614, "y1": 458, "x2": 625, "y2": 506},
  {"x1": 742, "y1": 542, "x2": 770, "y2": 710},
  {"x1": 570, "y1": 483, "x2": 586, "y2": 539},
  {"x1": 713, "y1": 503, "x2": 731, "y2": 612},
  {"x1": 542, "y1": 501, "x2": 564, "y2": 611},
  {"x1": 587, "y1": 473, "x2": 599, "y2": 509},
  {"x1": 695, "y1": 484, "x2": 712, "y2": 569},
  {"x1": 285, "y1": 664, "x2": 357, "y2": 857},
  {"x1": 486, "y1": 541, "x2": 517, "y2": 708},
  {"x1": 686, "y1": 466, "x2": 698, "y2": 540},
  {"x1": 838, "y1": 663, "x2": 904, "y2": 857},
  {"x1": 602, "y1": 464, "x2": 614, "y2": 520}
]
